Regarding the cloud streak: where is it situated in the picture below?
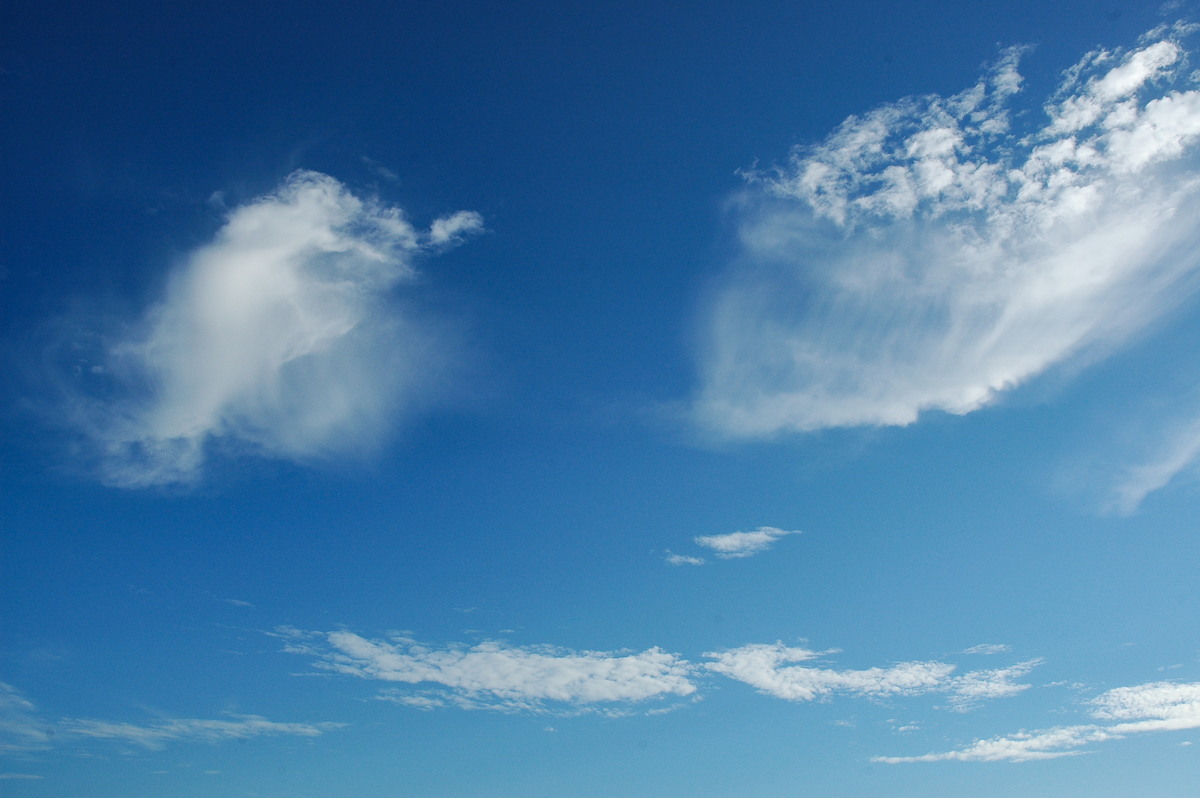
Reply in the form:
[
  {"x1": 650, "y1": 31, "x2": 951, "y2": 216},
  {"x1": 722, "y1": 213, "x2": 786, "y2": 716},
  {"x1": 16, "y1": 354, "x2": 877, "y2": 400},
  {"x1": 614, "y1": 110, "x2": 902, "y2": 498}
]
[
  {"x1": 62, "y1": 170, "x2": 481, "y2": 487},
  {"x1": 694, "y1": 25, "x2": 1200, "y2": 437},
  {"x1": 57, "y1": 715, "x2": 340, "y2": 750},
  {"x1": 703, "y1": 642, "x2": 1039, "y2": 709},
  {"x1": 283, "y1": 629, "x2": 698, "y2": 714},
  {"x1": 283, "y1": 630, "x2": 1037, "y2": 718},
  {"x1": 0, "y1": 681, "x2": 339, "y2": 757},
  {"x1": 876, "y1": 680, "x2": 1200, "y2": 763},
  {"x1": 693, "y1": 526, "x2": 801, "y2": 559}
]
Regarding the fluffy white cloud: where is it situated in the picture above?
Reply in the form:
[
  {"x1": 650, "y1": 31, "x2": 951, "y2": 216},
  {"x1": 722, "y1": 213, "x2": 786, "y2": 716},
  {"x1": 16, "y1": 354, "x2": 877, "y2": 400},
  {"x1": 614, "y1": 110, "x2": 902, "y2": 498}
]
[
  {"x1": 693, "y1": 526, "x2": 801, "y2": 558},
  {"x1": 664, "y1": 550, "x2": 706, "y2": 566},
  {"x1": 703, "y1": 643, "x2": 1037, "y2": 709},
  {"x1": 693, "y1": 26, "x2": 1200, "y2": 437},
  {"x1": 285, "y1": 630, "x2": 698, "y2": 714},
  {"x1": 876, "y1": 679, "x2": 1200, "y2": 763},
  {"x1": 66, "y1": 170, "x2": 480, "y2": 487}
]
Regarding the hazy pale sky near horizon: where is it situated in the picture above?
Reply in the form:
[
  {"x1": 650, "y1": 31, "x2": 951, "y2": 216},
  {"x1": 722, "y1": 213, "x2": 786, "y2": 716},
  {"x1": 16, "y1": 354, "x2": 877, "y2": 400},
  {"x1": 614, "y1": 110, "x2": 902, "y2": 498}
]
[{"x1": 4, "y1": 2, "x2": 1200, "y2": 795}]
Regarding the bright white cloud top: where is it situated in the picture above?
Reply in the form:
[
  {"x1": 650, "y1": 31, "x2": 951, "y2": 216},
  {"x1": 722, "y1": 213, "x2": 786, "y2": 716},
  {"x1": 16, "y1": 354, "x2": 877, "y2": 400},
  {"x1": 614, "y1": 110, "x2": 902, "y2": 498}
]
[
  {"x1": 694, "y1": 25, "x2": 1200, "y2": 438},
  {"x1": 71, "y1": 170, "x2": 481, "y2": 487}
]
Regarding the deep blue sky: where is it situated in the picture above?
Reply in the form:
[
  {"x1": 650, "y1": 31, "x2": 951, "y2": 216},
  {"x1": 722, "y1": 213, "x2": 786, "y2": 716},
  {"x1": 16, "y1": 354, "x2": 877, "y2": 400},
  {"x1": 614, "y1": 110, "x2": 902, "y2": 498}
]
[{"x1": 4, "y1": 2, "x2": 1200, "y2": 796}]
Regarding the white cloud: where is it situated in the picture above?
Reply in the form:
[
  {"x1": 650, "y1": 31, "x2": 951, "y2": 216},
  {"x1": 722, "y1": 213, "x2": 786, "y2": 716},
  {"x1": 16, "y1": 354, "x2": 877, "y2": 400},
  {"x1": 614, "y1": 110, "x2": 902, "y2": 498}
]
[
  {"x1": 0, "y1": 681, "x2": 338, "y2": 755},
  {"x1": 946, "y1": 659, "x2": 1043, "y2": 712},
  {"x1": 1108, "y1": 415, "x2": 1200, "y2": 513},
  {"x1": 57, "y1": 715, "x2": 341, "y2": 750},
  {"x1": 693, "y1": 26, "x2": 1200, "y2": 437},
  {"x1": 693, "y1": 526, "x2": 801, "y2": 559},
  {"x1": 286, "y1": 630, "x2": 698, "y2": 714},
  {"x1": 664, "y1": 551, "x2": 705, "y2": 566},
  {"x1": 876, "y1": 679, "x2": 1200, "y2": 763},
  {"x1": 704, "y1": 643, "x2": 954, "y2": 702},
  {"x1": 0, "y1": 683, "x2": 51, "y2": 754},
  {"x1": 703, "y1": 643, "x2": 1037, "y2": 711},
  {"x1": 63, "y1": 170, "x2": 480, "y2": 487},
  {"x1": 962, "y1": 643, "x2": 1012, "y2": 656}
]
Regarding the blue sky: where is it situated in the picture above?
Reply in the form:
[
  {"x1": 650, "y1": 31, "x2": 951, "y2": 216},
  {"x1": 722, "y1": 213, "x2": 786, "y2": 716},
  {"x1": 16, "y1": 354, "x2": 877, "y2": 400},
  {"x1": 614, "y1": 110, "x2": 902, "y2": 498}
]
[{"x1": 4, "y1": 1, "x2": 1200, "y2": 795}]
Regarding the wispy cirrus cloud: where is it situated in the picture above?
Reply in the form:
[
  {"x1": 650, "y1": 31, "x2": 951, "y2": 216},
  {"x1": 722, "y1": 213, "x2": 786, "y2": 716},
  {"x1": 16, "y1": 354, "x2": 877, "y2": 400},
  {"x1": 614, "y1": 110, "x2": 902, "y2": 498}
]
[
  {"x1": 57, "y1": 170, "x2": 481, "y2": 488},
  {"x1": 284, "y1": 630, "x2": 1039, "y2": 718},
  {"x1": 0, "y1": 681, "x2": 338, "y2": 758},
  {"x1": 57, "y1": 715, "x2": 341, "y2": 750},
  {"x1": 876, "y1": 679, "x2": 1200, "y2": 763},
  {"x1": 693, "y1": 24, "x2": 1200, "y2": 438},
  {"x1": 1107, "y1": 413, "x2": 1200, "y2": 513},
  {"x1": 703, "y1": 642, "x2": 1039, "y2": 711},
  {"x1": 281, "y1": 629, "x2": 698, "y2": 715},
  {"x1": 0, "y1": 682, "x2": 51, "y2": 754}
]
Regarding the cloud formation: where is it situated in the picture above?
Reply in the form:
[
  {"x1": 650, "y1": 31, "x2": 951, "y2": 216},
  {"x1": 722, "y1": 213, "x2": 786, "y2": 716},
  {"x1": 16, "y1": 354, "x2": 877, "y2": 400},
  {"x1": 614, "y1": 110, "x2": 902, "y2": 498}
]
[
  {"x1": 283, "y1": 629, "x2": 698, "y2": 714},
  {"x1": 694, "y1": 25, "x2": 1200, "y2": 436},
  {"x1": 693, "y1": 526, "x2": 801, "y2": 559},
  {"x1": 0, "y1": 681, "x2": 338, "y2": 758},
  {"x1": 703, "y1": 643, "x2": 1039, "y2": 710},
  {"x1": 284, "y1": 629, "x2": 1041, "y2": 719},
  {"x1": 64, "y1": 170, "x2": 481, "y2": 487},
  {"x1": 876, "y1": 679, "x2": 1200, "y2": 763},
  {"x1": 57, "y1": 715, "x2": 340, "y2": 750}
]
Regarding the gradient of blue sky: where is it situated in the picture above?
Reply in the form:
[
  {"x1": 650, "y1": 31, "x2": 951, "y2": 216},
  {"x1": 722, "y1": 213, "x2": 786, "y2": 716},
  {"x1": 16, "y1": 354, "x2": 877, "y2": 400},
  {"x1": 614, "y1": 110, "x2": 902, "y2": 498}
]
[{"x1": 3, "y1": 1, "x2": 1200, "y2": 796}]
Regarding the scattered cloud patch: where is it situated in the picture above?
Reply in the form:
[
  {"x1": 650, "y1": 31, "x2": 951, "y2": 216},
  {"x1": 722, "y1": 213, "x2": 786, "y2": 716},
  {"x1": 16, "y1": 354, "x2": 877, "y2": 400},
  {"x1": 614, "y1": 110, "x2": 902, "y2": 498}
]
[
  {"x1": 284, "y1": 629, "x2": 1040, "y2": 719},
  {"x1": 58, "y1": 715, "x2": 339, "y2": 750},
  {"x1": 693, "y1": 526, "x2": 801, "y2": 559},
  {"x1": 284, "y1": 629, "x2": 698, "y2": 715},
  {"x1": 705, "y1": 643, "x2": 954, "y2": 702},
  {"x1": 0, "y1": 682, "x2": 51, "y2": 754},
  {"x1": 694, "y1": 25, "x2": 1200, "y2": 437},
  {"x1": 703, "y1": 643, "x2": 1038, "y2": 710},
  {"x1": 59, "y1": 170, "x2": 481, "y2": 488},
  {"x1": 946, "y1": 659, "x2": 1043, "y2": 712},
  {"x1": 876, "y1": 679, "x2": 1200, "y2": 762},
  {"x1": 962, "y1": 643, "x2": 1012, "y2": 656},
  {"x1": 0, "y1": 681, "x2": 338, "y2": 756},
  {"x1": 0, "y1": 774, "x2": 44, "y2": 780},
  {"x1": 1108, "y1": 414, "x2": 1200, "y2": 513},
  {"x1": 664, "y1": 550, "x2": 705, "y2": 566}
]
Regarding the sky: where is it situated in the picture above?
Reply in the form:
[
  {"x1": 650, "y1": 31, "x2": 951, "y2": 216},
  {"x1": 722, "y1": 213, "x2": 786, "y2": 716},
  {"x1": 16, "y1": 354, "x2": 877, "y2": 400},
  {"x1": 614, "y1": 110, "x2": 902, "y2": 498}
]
[{"x1": 3, "y1": 1, "x2": 1200, "y2": 795}]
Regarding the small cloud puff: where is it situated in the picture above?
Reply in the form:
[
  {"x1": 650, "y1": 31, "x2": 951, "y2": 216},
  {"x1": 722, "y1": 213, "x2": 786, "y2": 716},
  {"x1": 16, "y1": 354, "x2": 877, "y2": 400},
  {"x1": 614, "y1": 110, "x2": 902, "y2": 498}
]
[
  {"x1": 693, "y1": 526, "x2": 801, "y2": 559},
  {"x1": 664, "y1": 551, "x2": 705, "y2": 566}
]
